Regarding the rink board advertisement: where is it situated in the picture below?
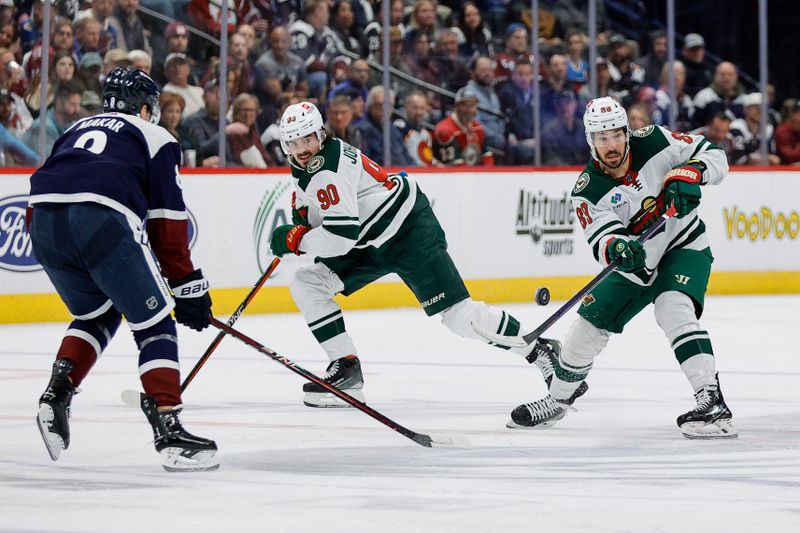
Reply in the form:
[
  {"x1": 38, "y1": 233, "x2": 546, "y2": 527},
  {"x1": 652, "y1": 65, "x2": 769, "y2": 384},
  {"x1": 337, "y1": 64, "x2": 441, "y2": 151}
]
[{"x1": 1, "y1": 168, "x2": 798, "y2": 322}]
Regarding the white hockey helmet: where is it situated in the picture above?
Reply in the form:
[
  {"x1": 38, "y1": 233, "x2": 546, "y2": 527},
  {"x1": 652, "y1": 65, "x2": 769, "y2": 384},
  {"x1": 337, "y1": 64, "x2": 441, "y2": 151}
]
[
  {"x1": 279, "y1": 101, "x2": 326, "y2": 155},
  {"x1": 583, "y1": 96, "x2": 630, "y2": 166}
]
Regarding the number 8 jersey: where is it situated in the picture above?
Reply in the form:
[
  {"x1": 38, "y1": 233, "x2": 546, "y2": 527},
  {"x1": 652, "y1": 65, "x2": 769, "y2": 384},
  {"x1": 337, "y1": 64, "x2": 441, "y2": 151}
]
[
  {"x1": 571, "y1": 125, "x2": 728, "y2": 285},
  {"x1": 290, "y1": 137, "x2": 427, "y2": 258}
]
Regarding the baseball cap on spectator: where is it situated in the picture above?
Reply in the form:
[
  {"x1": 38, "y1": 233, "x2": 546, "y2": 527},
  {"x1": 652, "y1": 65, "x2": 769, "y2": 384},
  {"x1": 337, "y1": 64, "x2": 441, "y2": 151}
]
[
  {"x1": 454, "y1": 86, "x2": 479, "y2": 104},
  {"x1": 80, "y1": 52, "x2": 103, "y2": 69},
  {"x1": 608, "y1": 34, "x2": 627, "y2": 47},
  {"x1": 165, "y1": 22, "x2": 189, "y2": 40},
  {"x1": 743, "y1": 92, "x2": 763, "y2": 107},
  {"x1": 390, "y1": 26, "x2": 403, "y2": 42},
  {"x1": 0, "y1": 0, "x2": 14, "y2": 7},
  {"x1": 104, "y1": 48, "x2": 131, "y2": 65},
  {"x1": 684, "y1": 33, "x2": 705, "y2": 49},
  {"x1": 505, "y1": 22, "x2": 527, "y2": 40},
  {"x1": 81, "y1": 90, "x2": 102, "y2": 110},
  {"x1": 164, "y1": 52, "x2": 188, "y2": 68}
]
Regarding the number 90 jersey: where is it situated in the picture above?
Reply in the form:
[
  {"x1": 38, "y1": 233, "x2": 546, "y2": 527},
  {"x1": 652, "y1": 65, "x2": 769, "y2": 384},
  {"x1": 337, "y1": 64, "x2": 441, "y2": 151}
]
[
  {"x1": 290, "y1": 138, "x2": 425, "y2": 258},
  {"x1": 572, "y1": 125, "x2": 728, "y2": 285},
  {"x1": 29, "y1": 112, "x2": 185, "y2": 228}
]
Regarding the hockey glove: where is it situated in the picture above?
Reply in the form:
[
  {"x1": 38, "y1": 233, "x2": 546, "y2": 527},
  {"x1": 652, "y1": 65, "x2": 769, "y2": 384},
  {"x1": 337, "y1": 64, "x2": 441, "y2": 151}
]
[
  {"x1": 607, "y1": 238, "x2": 646, "y2": 273},
  {"x1": 291, "y1": 192, "x2": 309, "y2": 226},
  {"x1": 169, "y1": 269, "x2": 212, "y2": 331},
  {"x1": 663, "y1": 160, "x2": 705, "y2": 218},
  {"x1": 270, "y1": 224, "x2": 310, "y2": 257}
]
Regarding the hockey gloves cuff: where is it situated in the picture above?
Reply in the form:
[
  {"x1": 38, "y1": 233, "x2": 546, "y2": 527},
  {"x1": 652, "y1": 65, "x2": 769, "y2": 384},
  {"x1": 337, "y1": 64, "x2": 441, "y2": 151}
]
[
  {"x1": 663, "y1": 160, "x2": 705, "y2": 218},
  {"x1": 291, "y1": 192, "x2": 309, "y2": 226},
  {"x1": 607, "y1": 238, "x2": 646, "y2": 273},
  {"x1": 169, "y1": 269, "x2": 212, "y2": 331},
  {"x1": 270, "y1": 224, "x2": 310, "y2": 257}
]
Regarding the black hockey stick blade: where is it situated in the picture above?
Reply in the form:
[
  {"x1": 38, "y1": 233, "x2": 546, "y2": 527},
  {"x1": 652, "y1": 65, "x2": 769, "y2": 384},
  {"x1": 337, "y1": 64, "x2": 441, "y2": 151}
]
[
  {"x1": 473, "y1": 204, "x2": 678, "y2": 347},
  {"x1": 210, "y1": 317, "x2": 472, "y2": 449}
]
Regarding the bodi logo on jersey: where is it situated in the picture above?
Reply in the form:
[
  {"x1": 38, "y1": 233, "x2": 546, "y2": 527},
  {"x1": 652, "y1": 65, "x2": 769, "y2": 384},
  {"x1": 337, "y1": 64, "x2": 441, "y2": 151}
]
[
  {"x1": 515, "y1": 190, "x2": 575, "y2": 256},
  {"x1": 0, "y1": 195, "x2": 39, "y2": 272}
]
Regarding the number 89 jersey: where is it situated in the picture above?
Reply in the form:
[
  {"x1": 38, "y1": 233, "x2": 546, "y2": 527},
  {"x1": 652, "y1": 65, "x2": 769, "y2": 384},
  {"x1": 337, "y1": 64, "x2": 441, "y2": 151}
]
[
  {"x1": 29, "y1": 112, "x2": 184, "y2": 228},
  {"x1": 571, "y1": 125, "x2": 728, "y2": 284},
  {"x1": 290, "y1": 138, "x2": 425, "y2": 258}
]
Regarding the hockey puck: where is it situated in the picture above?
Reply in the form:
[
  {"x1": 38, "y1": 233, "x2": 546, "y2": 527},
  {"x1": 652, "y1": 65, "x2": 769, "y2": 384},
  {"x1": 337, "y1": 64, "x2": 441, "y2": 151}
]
[{"x1": 535, "y1": 287, "x2": 551, "y2": 306}]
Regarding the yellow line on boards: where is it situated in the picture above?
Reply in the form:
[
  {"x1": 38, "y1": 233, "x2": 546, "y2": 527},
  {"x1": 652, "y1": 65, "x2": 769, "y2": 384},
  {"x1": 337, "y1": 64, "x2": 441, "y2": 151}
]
[{"x1": 1, "y1": 272, "x2": 798, "y2": 324}]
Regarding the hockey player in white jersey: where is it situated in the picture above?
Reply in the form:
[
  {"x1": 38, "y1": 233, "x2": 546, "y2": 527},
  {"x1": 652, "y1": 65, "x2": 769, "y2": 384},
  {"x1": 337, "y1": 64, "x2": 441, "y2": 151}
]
[
  {"x1": 508, "y1": 96, "x2": 737, "y2": 439},
  {"x1": 271, "y1": 101, "x2": 581, "y2": 409}
]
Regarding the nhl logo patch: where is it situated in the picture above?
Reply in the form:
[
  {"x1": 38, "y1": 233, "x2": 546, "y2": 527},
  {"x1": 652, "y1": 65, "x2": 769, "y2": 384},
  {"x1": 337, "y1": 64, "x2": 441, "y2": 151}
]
[
  {"x1": 145, "y1": 296, "x2": 158, "y2": 310},
  {"x1": 573, "y1": 173, "x2": 590, "y2": 194},
  {"x1": 632, "y1": 125, "x2": 655, "y2": 137},
  {"x1": 307, "y1": 155, "x2": 325, "y2": 173}
]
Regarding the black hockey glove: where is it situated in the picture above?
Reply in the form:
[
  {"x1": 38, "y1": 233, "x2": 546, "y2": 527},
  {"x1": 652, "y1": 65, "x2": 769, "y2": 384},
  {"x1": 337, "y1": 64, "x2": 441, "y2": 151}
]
[{"x1": 169, "y1": 269, "x2": 212, "y2": 331}]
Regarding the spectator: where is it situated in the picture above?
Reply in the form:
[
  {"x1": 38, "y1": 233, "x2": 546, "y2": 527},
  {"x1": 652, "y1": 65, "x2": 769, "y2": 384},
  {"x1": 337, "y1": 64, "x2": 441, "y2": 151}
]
[
  {"x1": 260, "y1": 91, "x2": 299, "y2": 166},
  {"x1": 76, "y1": 0, "x2": 124, "y2": 54},
  {"x1": 606, "y1": 33, "x2": 645, "y2": 106},
  {"x1": 366, "y1": 26, "x2": 415, "y2": 106},
  {"x1": 226, "y1": 93, "x2": 275, "y2": 168},
  {"x1": 18, "y1": 0, "x2": 48, "y2": 54},
  {"x1": 0, "y1": 19, "x2": 18, "y2": 56},
  {"x1": 50, "y1": 18, "x2": 74, "y2": 57},
  {"x1": 255, "y1": 25, "x2": 308, "y2": 102},
  {"x1": 72, "y1": 16, "x2": 102, "y2": 66},
  {"x1": 431, "y1": 29, "x2": 471, "y2": 94},
  {"x1": 79, "y1": 89, "x2": 102, "y2": 117},
  {"x1": 729, "y1": 92, "x2": 780, "y2": 165},
  {"x1": 775, "y1": 102, "x2": 800, "y2": 164},
  {"x1": 324, "y1": 93, "x2": 362, "y2": 150},
  {"x1": 158, "y1": 91, "x2": 195, "y2": 154},
  {"x1": 215, "y1": 33, "x2": 255, "y2": 94},
  {"x1": 52, "y1": 50, "x2": 77, "y2": 85},
  {"x1": 362, "y1": 0, "x2": 405, "y2": 57},
  {"x1": 402, "y1": 32, "x2": 438, "y2": 99},
  {"x1": 498, "y1": 58, "x2": 536, "y2": 163},
  {"x1": 494, "y1": 23, "x2": 532, "y2": 88},
  {"x1": 103, "y1": 48, "x2": 132, "y2": 77},
  {"x1": 0, "y1": 53, "x2": 31, "y2": 134},
  {"x1": 565, "y1": 29, "x2": 589, "y2": 88},
  {"x1": 466, "y1": 55, "x2": 504, "y2": 152},
  {"x1": 404, "y1": 0, "x2": 440, "y2": 53},
  {"x1": 184, "y1": 79, "x2": 223, "y2": 163},
  {"x1": 627, "y1": 102, "x2": 652, "y2": 131},
  {"x1": 111, "y1": 0, "x2": 151, "y2": 55},
  {"x1": 0, "y1": 1, "x2": 14, "y2": 27},
  {"x1": 128, "y1": 49, "x2": 151, "y2": 75},
  {"x1": 330, "y1": 0, "x2": 361, "y2": 55},
  {"x1": 153, "y1": 22, "x2": 202, "y2": 87},
  {"x1": 451, "y1": 1, "x2": 493, "y2": 60},
  {"x1": 681, "y1": 33, "x2": 713, "y2": 98},
  {"x1": 235, "y1": 24, "x2": 261, "y2": 66},
  {"x1": 162, "y1": 53, "x2": 204, "y2": 118},
  {"x1": 23, "y1": 80, "x2": 82, "y2": 156},
  {"x1": 652, "y1": 60, "x2": 695, "y2": 132},
  {"x1": 637, "y1": 30, "x2": 667, "y2": 88},
  {"x1": 23, "y1": 45, "x2": 55, "y2": 118},
  {"x1": 328, "y1": 58, "x2": 370, "y2": 104},
  {"x1": 690, "y1": 112, "x2": 734, "y2": 161},
  {"x1": 289, "y1": 0, "x2": 340, "y2": 100},
  {"x1": 356, "y1": 85, "x2": 413, "y2": 166},
  {"x1": 542, "y1": 91, "x2": 585, "y2": 166},
  {"x1": 344, "y1": 88, "x2": 366, "y2": 121},
  {"x1": 433, "y1": 85, "x2": 493, "y2": 166},
  {"x1": 0, "y1": 88, "x2": 38, "y2": 166},
  {"x1": 541, "y1": 52, "x2": 581, "y2": 123},
  {"x1": 187, "y1": 0, "x2": 240, "y2": 37},
  {"x1": 394, "y1": 90, "x2": 433, "y2": 166},
  {"x1": 693, "y1": 61, "x2": 746, "y2": 127}
]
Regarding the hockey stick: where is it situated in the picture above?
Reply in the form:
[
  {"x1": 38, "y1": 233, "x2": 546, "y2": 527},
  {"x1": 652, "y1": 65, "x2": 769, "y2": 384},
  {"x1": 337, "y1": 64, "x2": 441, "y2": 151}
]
[
  {"x1": 121, "y1": 257, "x2": 282, "y2": 408},
  {"x1": 210, "y1": 317, "x2": 472, "y2": 449},
  {"x1": 473, "y1": 205, "x2": 678, "y2": 348}
]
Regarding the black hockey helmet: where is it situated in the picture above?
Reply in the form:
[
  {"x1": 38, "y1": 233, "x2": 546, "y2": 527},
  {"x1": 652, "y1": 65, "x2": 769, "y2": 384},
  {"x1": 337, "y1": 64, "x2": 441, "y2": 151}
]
[{"x1": 103, "y1": 67, "x2": 161, "y2": 124}]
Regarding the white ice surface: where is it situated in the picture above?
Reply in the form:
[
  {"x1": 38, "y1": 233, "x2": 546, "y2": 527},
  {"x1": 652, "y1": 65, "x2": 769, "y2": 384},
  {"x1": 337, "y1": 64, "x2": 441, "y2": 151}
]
[{"x1": 1, "y1": 295, "x2": 798, "y2": 532}]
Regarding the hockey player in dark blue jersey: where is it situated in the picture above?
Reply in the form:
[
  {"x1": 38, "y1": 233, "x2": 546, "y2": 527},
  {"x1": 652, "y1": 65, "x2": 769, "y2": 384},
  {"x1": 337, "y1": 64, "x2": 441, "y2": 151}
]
[{"x1": 29, "y1": 67, "x2": 218, "y2": 472}]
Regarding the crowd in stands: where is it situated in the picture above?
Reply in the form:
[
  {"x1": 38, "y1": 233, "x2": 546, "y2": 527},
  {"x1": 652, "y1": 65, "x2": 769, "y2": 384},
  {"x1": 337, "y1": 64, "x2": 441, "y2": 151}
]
[{"x1": 0, "y1": 0, "x2": 798, "y2": 168}]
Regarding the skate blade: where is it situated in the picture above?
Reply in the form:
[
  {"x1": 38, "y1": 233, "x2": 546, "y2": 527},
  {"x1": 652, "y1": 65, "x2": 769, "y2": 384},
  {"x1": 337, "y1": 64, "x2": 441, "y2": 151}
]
[
  {"x1": 303, "y1": 389, "x2": 366, "y2": 408},
  {"x1": 36, "y1": 404, "x2": 64, "y2": 461},
  {"x1": 680, "y1": 419, "x2": 739, "y2": 439},
  {"x1": 160, "y1": 448, "x2": 220, "y2": 472},
  {"x1": 505, "y1": 417, "x2": 561, "y2": 430}
]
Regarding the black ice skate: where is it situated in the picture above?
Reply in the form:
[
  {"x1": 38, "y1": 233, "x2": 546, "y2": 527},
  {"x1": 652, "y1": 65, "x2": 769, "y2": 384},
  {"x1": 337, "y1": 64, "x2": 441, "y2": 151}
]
[
  {"x1": 141, "y1": 396, "x2": 219, "y2": 472},
  {"x1": 303, "y1": 355, "x2": 365, "y2": 408},
  {"x1": 676, "y1": 374, "x2": 738, "y2": 439},
  {"x1": 36, "y1": 359, "x2": 76, "y2": 461},
  {"x1": 506, "y1": 395, "x2": 569, "y2": 429},
  {"x1": 525, "y1": 337, "x2": 589, "y2": 400}
]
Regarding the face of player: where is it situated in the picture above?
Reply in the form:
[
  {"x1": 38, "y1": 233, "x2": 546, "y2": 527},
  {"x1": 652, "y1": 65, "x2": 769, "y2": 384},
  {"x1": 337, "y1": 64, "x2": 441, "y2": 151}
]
[
  {"x1": 288, "y1": 133, "x2": 321, "y2": 167},
  {"x1": 592, "y1": 128, "x2": 627, "y2": 169}
]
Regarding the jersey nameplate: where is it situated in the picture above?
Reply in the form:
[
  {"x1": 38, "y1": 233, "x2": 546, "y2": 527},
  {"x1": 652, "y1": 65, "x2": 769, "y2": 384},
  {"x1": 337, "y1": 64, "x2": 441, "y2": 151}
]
[
  {"x1": 307, "y1": 155, "x2": 325, "y2": 173},
  {"x1": 574, "y1": 172, "x2": 590, "y2": 194},
  {"x1": 632, "y1": 125, "x2": 655, "y2": 137}
]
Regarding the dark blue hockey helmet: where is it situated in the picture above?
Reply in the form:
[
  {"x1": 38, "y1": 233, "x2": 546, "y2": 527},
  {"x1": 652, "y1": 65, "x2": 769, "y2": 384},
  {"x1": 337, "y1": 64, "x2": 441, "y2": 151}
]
[{"x1": 103, "y1": 67, "x2": 161, "y2": 124}]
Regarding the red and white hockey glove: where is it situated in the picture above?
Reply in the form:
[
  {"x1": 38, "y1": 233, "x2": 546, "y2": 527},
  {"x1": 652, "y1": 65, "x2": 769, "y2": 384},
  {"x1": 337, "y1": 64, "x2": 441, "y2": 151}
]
[
  {"x1": 270, "y1": 224, "x2": 310, "y2": 257},
  {"x1": 663, "y1": 159, "x2": 705, "y2": 218}
]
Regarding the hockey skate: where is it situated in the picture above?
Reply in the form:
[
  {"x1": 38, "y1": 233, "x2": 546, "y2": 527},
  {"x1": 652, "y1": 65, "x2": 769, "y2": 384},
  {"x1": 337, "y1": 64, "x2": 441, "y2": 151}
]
[
  {"x1": 141, "y1": 396, "x2": 219, "y2": 472},
  {"x1": 36, "y1": 359, "x2": 76, "y2": 461},
  {"x1": 677, "y1": 374, "x2": 738, "y2": 439},
  {"x1": 303, "y1": 355, "x2": 365, "y2": 408},
  {"x1": 525, "y1": 337, "x2": 589, "y2": 397}
]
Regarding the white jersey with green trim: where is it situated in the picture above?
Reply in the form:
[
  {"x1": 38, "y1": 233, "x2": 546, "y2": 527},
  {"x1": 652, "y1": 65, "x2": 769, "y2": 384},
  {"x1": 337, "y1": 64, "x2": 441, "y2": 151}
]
[
  {"x1": 290, "y1": 137, "x2": 419, "y2": 258},
  {"x1": 571, "y1": 124, "x2": 728, "y2": 285}
]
